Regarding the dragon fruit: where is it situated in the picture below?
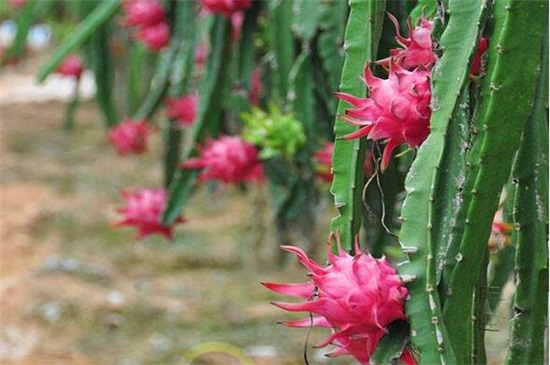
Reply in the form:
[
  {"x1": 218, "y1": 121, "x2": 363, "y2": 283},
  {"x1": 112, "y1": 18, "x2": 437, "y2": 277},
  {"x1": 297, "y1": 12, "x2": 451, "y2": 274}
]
[
  {"x1": 114, "y1": 188, "x2": 184, "y2": 239},
  {"x1": 56, "y1": 55, "x2": 84, "y2": 79},
  {"x1": 314, "y1": 142, "x2": 374, "y2": 183},
  {"x1": 181, "y1": 136, "x2": 263, "y2": 184},
  {"x1": 108, "y1": 120, "x2": 151, "y2": 156},
  {"x1": 470, "y1": 37, "x2": 488, "y2": 76},
  {"x1": 122, "y1": 0, "x2": 165, "y2": 28},
  {"x1": 263, "y1": 239, "x2": 413, "y2": 364},
  {"x1": 122, "y1": 0, "x2": 169, "y2": 52},
  {"x1": 135, "y1": 21, "x2": 170, "y2": 51},
  {"x1": 337, "y1": 61, "x2": 432, "y2": 169},
  {"x1": 199, "y1": 0, "x2": 252, "y2": 17},
  {"x1": 166, "y1": 95, "x2": 198, "y2": 127},
  {"x1": 378, "y1": 14, "x2": 436, "y2": 70}
]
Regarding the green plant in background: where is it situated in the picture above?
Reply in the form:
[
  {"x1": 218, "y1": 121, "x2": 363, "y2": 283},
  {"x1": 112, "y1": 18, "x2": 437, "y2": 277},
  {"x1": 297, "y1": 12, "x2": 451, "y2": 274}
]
[
  {"x1": 26, "y1": 0, "x2": 548, "y2": 363},
  {"x1": 241, "y1": 105, "x2": 305, "y2": 160}
]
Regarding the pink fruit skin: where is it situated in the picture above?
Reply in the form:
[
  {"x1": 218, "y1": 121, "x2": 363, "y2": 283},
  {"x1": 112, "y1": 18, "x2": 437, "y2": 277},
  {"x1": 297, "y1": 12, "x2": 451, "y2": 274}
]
[
  {"x1": 56, "y1": 55, "x2": 84, "y2": 79},
  {"x1": 114, "y1": 188, "x2": 184, "y2": 239},
  {"x1": 108, "y1": 120, "x2": 151, "y2": 156},
  {"x1": 337, "y1": 61, "x2": 431, "y2": 169},
  {"x1": 263, "y1": 241, "x2": 414, "y2": 364},
  {"x1": 166, "y1": 95, "x2": 198, "y2": 127},
  {"x1": 123, "y1": 0, "x2": 165, "y2": 28},
  {"x1": 181, "y1": 136, "x2": 264, "y2": 184},
  {"x1": 136, "y1": 22, "x2": 170, "y2": 51}
]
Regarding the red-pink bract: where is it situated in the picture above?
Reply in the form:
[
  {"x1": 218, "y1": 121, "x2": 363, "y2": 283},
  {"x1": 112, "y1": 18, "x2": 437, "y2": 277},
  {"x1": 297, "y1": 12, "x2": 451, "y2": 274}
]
[
  {"x1": 181, "y1": 136, "x2": 263, "y2": 184},
  {"x1": 166, "y1": 95, "x2": 198, "y2": 127},
  {"x1": 136, "y1": 22, "x2": 170, "y2": 51},
  {"x1": 56, "y1": 55, "x2": 84, "y2": 79},
  {"x1": 470, "y1": 37, "x2": 488, "y2": 75},
  {"x1": 122, "y1": 0, "x2": 165, "y2": 28},
  {"x1": 195, "y1": 43, "x2": 208, "y2": 69},
  {"x1": 263, "y1": 241, "x2": 413, "y2": 364},
  {"x1": 114, "y1": 188, "x2": 184, "y2": 239},
  {"x1": 108, "y1": 120, "x2": 151, "y2": 156},
  {"x1": 8, "y1": 0, "x2": 26, "y2": 8},
  {"x1": 199, "y1": 0, "x2": 252, "y2": 17},
  {"x1": 337, "y1": 61, "x2": 431, "y2": 169},
  {"x1": 314, "y1": 142, "x2": 375, "y2": 183},
  {"x1": 249, "y1": 67, "x2": 262, "y2": 106},
  {"x1": 378, "y1": 15, "x2": 436, "y2": 70}
]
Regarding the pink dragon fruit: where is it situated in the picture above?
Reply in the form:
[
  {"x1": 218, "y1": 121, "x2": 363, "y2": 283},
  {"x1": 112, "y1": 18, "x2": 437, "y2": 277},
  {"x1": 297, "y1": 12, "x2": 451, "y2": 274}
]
[
  {"x1": 199, "y1": 0, "x2": 251, "y2": 39},
  {"x1": 199, "y1": 0, "x2": 252, "y2": 17},
  {"x1": 113, "y1": 188, "x2": 184, "y2": 239},
  {"x1": 378, "y1": 14, "x2": 436, "y2": 70},
  {"x1": 8, "y1": 0, "x2": 26, "y2": 9},
  {"x1": 108, "y1": 120, "x2": 151, "y2": 156},
  {"x1": 166, "y1": 95, "x2": 198, "y2": 127},
  {"x1": 122, "y1": 0, "x2": 165, "y2": 28},
  {"x1": 249, "y1": 67, "x2": 262, "y2": 106},
  {"x1": 263, "y1": 239, "x2": 414, "y2": 364},
  {"x1": 195, "y1": 43, "x2": 208, "y2": 70},
  {"x1": 181, "y1": 136, "x2": 263, "y2": 184},
  {"x1": 314, "y1": 142, "x2": 375, "y2": 183},
  {"x1": 136, "y1": 21, "x2": 170, "y2": 51},
  {"x1": 56, "y1": 55, "x2": 84, "y2": 79},
  {"x1": 337, "y1": 61, "x2": 432, "y2": 169},
  {"x1": 470, "y1": 37, "x2": 488, "y2": 76}
]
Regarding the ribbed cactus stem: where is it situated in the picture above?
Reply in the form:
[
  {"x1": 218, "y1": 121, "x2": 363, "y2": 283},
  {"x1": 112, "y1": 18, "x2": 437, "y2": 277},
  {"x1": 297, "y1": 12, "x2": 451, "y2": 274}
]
[
  {"x1": 398, "y1": 0, "x2": 485, "y2": 363},
  {"x1": 506, "y1": 29, "x2": 548, "y2": 365},
  {"x1": 329, "y1": 0, "x2": 385, "y2": 253},
  {"x1": 442, "y1": 1, "x2": 547, "y2": 363}
]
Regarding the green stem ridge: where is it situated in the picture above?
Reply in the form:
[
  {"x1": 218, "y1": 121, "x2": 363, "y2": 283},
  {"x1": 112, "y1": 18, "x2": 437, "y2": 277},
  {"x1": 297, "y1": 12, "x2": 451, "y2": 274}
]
[
  {"x1": 269, "y1": 0, "x2": 294, "y2": 104},
  {"x1": 442, "y1": 1, "x2": 547, "y2": 363},
  {"x1": 505, "y1": 29, "x2": 548, "y2": 365},
  {"x1": 88, "y1": 23, "x2": 118, "y2": 127},
  {"x1": 398, "y1": 0, "x2": 484, "y2": 363},
  {"x1": 163, "y1": 0, "x2": 197, "y2": 188},
  {"x1": 162, "y1": 17, "x2": 232, "y2": 225},
  {"x1": 329, "y1": 0, "x2": 385, "y2": 253}
]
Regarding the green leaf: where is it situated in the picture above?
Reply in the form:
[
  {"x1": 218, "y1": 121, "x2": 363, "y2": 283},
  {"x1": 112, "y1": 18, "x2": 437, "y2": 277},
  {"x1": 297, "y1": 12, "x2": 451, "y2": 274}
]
[{"x1": 370, "y1": 321, "x2": 412, "y2": 365}]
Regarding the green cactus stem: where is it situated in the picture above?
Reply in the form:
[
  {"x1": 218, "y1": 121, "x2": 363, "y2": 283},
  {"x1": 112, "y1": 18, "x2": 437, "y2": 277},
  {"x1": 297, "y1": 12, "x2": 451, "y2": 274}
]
[
  {"x1": 163, "y1": 16, "x2": 232, "y2": 225},
  {"x1": 434, "y1": 86, "x2": 470, "y2": 296},
  {"x1": 330, "y1": 0, "x2": 385, "y2": 253},
  {"x1": 37, "y1": 0, "x2": 121, "y2": 83},
  {"x1": 163, "y1": 0, "x2": 197, "y2": 188},
  {"x1": 442, "y1": 1, "x2": 547, "y2": 363},
  {"x1": 398, "y1": 0, "x2": 485, "y2": 363},
  {"x1": 505, "y1": 32, "x2": 548, "y2": 365},
  {"x1": 269, "y1": 0, "x2": 294, "y2": 105},
  {"x1": 87, "y1": 23, "x2": 118, "y2": 127}
]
